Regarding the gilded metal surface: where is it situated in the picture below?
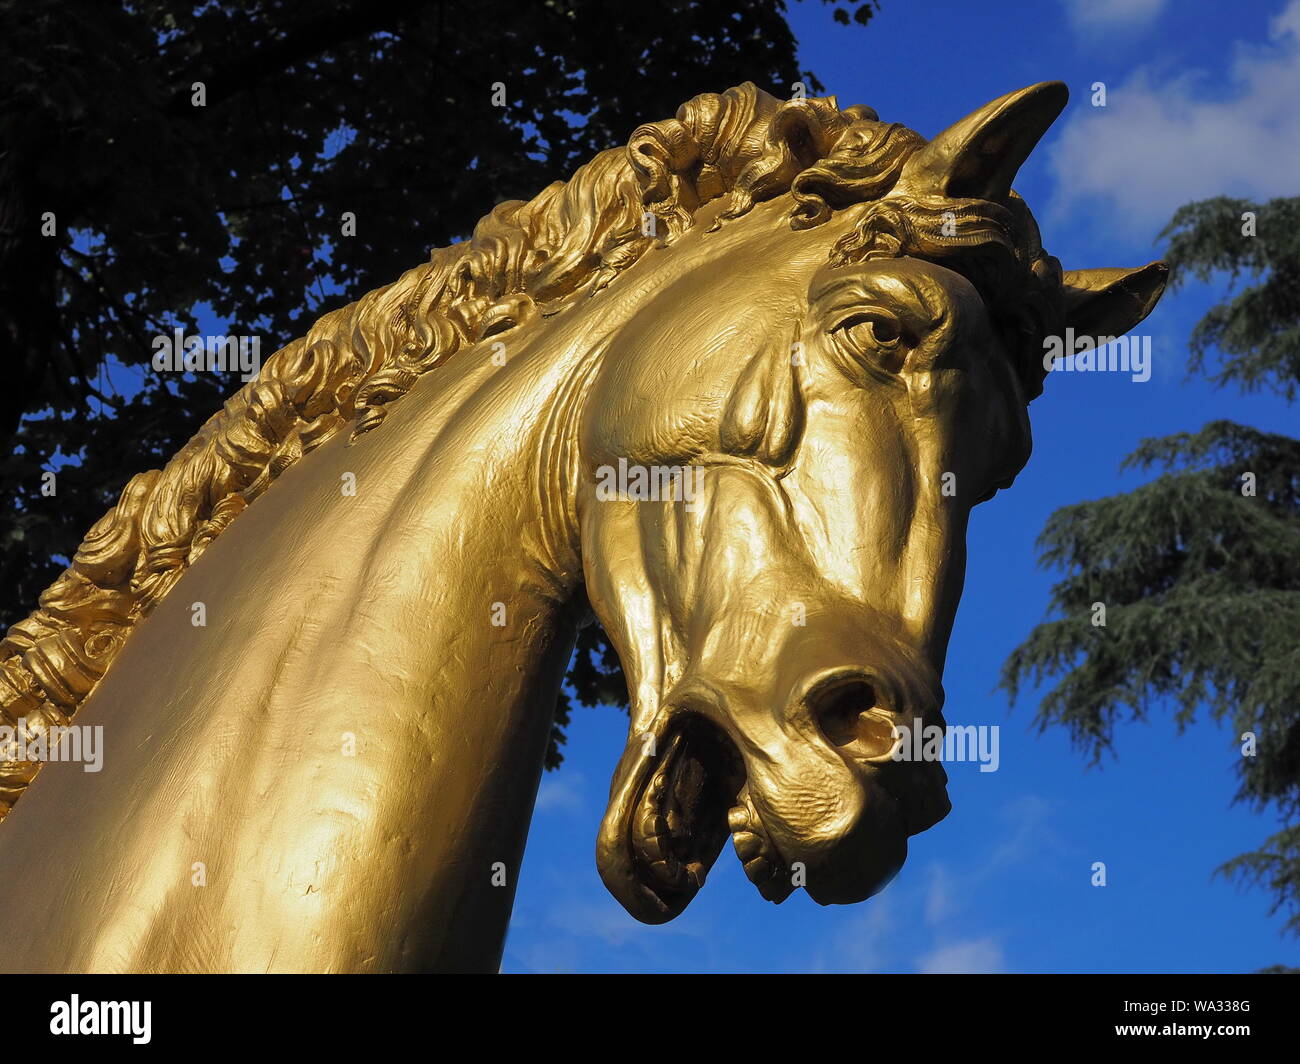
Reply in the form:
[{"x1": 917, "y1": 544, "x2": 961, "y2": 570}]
[{"x1": 0, "y1": 82, "x2": 1166, "y2": 972}]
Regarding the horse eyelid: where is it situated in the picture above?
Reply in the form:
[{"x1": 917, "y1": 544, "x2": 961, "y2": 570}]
[
  {"x1": 830, "y1": 310, "x2": 912, "y2": 369},
  {"x1": 832, "y1": 306, "x2": 898, "y2": 332}
]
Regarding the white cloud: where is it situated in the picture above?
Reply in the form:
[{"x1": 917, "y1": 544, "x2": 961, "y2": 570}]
[
  {"x1": 986, "y1": 793, "x2": 1055, "y2": 870},
  {"x1": 503, "y1": 886, "x2": 713, "y2": 972},
  {"x1": 924, "y1": 863, "x2": 955, "y2": 926},
  {"x1": 819, "y1": 892, "x2": 897, "y2": 972},
  {"x1": 1061, "y1": 0, "x2": 1167, "y2": 34},
  {"x1": 1050, "y1": 2, "x2": 1300, "y2": 231},
  {"x1": 535, "y1": 770, "x2": 584, "y2": 814},
  {"x1": 917, "y1": 936, "x2": 1007, "y2": 974}
]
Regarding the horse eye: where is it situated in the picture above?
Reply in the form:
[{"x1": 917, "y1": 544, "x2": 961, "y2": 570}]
[{"x1": 834, "y1": 312, "x2": 905, "y2": 372}]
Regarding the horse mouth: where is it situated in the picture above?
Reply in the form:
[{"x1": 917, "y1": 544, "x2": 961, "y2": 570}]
[
  {"x1": 726, "y1": 782, "x2": 796, "y2": 903},
  {"x1": 596, "y1": 694, "x2": 949, "y2": 921},
  {"x1": 598, "y1": 713, "x2": 748, "y2": 923}
]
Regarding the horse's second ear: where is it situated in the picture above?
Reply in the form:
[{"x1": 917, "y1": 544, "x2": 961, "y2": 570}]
[{"x1": 1061, "y1": 262, "x2": 1169, "y2": 343}]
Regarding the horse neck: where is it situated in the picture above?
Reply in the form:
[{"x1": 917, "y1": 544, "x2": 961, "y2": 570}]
[
  {"x1": 0, "y1": 314, "x2": 600, "y2": 975},
  {"x1": 325, "y1": 322, "x2": 596, "y2": 967}
]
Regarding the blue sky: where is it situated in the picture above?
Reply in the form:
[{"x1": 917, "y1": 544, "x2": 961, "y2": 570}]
[{"x1": 501, "y1": 0, "x2": 1300, "y2": 973}]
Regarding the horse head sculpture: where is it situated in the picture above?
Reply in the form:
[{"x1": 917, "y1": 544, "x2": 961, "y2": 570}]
[{"x1": 0, "y1": 82, "x2": 1166, "y2": 971}]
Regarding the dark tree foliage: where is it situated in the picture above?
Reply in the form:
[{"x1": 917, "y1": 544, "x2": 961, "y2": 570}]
[
  {"x1": 1003, "y1": 196, "x2": 1300, "y2": 935},
  {"x1": 0, "y1": 0, "x2": 880, "y2": 767},
  {"x1": 550, "y1": 617, "x2": 631, "y2": 770}
]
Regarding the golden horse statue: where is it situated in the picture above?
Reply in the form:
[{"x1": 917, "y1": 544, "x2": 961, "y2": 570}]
[{"x1": 0, "y1": 82, "x2": 1166, "y2": 972}]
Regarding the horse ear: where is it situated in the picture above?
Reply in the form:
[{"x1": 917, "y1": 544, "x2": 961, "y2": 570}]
[
  {"x1": 1061, "y1": 262, "x2": 1169, "y2": 346},
  {"x1": 896, "y1": 82, "x2": 1068, "y2": 203}
]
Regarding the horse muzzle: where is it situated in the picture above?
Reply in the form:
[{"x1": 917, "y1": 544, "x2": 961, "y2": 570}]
[{"x1": 596, "y1": 659, "x2": 951, "y2": 921}]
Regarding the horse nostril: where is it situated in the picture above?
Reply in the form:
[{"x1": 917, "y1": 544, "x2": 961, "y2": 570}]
[{"x1": 812, "y1": 680, "x2": 897, "y2": 755}]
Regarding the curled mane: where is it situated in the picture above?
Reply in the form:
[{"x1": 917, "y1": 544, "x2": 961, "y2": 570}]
[{"x1": 0, "y1": 82, "x2": 1060, "y2": 819}]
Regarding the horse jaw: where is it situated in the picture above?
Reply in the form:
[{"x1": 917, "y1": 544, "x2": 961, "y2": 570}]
[{"x1": 596, "y1": 705, "x2": 748, "y2": 923}]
